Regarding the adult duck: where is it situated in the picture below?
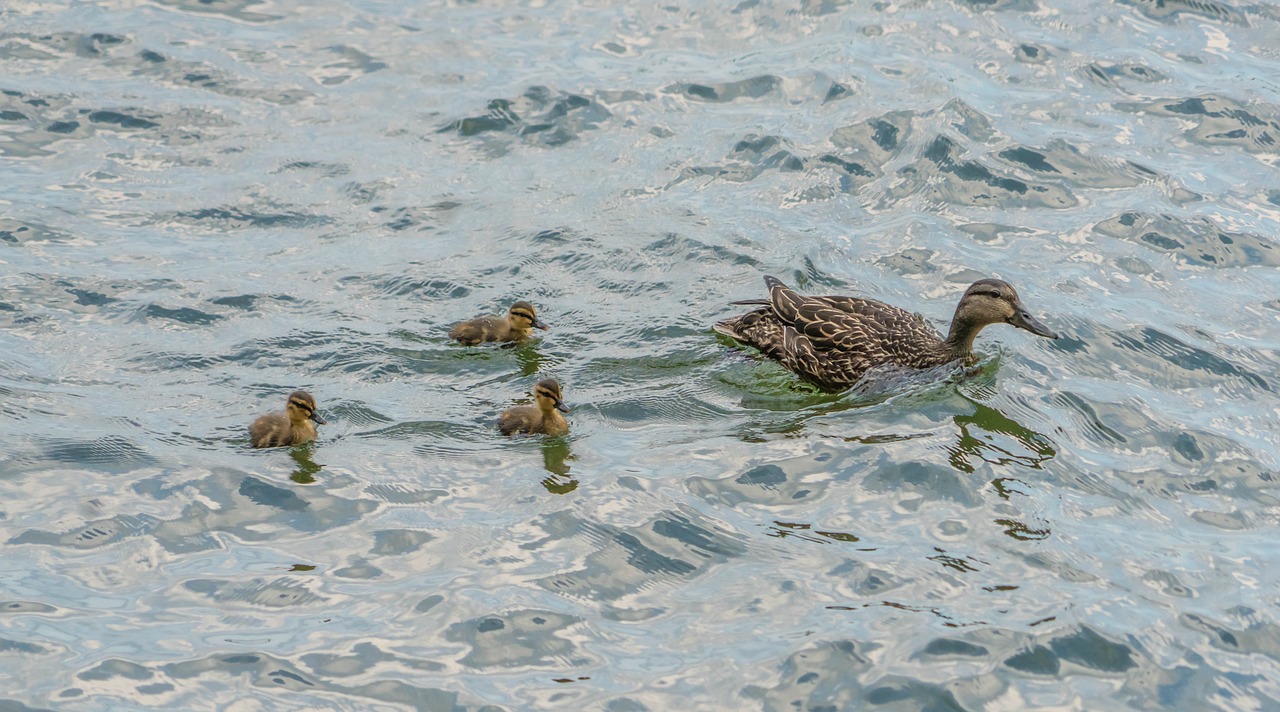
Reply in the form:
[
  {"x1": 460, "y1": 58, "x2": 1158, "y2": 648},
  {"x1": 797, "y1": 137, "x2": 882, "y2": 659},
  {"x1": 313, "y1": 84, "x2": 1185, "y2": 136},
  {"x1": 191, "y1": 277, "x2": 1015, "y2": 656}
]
[{"x1": 714, "y1": 276, "x2": 1058, "y2": 392}]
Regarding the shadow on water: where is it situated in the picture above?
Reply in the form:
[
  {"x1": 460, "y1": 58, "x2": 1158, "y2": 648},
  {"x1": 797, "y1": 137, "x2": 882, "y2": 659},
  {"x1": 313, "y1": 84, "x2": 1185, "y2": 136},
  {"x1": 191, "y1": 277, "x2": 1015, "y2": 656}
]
[
  {"x1": 289, "y1": 445, "x2": 322, "y2": 484},
  {"x1": 540, "y1": 438, "x2": 577, "y2": 494}
]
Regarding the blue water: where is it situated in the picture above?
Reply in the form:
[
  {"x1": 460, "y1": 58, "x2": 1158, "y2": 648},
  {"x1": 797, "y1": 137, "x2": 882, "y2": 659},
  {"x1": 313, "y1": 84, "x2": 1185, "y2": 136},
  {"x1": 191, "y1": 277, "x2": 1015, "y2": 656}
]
[{"x1": 2, "y1": 0, "x2": 1279, "y2": 709}]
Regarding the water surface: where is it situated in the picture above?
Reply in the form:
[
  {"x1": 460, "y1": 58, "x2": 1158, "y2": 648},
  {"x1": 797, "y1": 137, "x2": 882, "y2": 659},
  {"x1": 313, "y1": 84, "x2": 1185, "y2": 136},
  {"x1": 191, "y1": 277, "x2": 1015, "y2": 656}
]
[{"x1": 1, "y1": 0, "x2": 1279, "y2": 709}]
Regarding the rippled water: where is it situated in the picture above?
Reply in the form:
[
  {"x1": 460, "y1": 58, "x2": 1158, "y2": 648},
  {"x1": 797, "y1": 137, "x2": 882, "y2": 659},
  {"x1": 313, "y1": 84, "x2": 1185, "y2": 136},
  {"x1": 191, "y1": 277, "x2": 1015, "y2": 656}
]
[{"x1": 2, "y1": 0, "x2": 1279, "y2": 709}]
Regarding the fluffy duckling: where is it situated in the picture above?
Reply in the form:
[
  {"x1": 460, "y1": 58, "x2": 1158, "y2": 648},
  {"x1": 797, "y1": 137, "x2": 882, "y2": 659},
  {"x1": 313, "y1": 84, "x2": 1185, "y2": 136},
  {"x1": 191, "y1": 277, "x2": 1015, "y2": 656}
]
[
  {"x1": 498, "y1": 378, "x2": 570, "y2": 436},
  {"x1": 250, "y1": 390, "x2": 326, "y2": 448},
  {"x1": 715, "y1": 276, "x2": 1058, "y2": 392},
  {"x1": 450, "y1": 301, "x2": 548, "y2": 346}
]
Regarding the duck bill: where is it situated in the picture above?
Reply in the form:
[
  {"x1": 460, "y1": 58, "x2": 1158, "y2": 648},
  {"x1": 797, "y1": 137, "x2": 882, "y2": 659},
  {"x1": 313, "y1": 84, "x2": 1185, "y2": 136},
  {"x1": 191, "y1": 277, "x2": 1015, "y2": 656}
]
[
  {"x1": 534, "y1": 319, "x2": 550, "y2": 330},
  {"x1": 555, "y1": 401, "x2": 570, "y2": 413},
  {"x1": 310, "y1": 412, "x2": 328, "y2": 425},
  {"x1": 1010, "y1": 308, "x2": 1058, "y2": 339}
]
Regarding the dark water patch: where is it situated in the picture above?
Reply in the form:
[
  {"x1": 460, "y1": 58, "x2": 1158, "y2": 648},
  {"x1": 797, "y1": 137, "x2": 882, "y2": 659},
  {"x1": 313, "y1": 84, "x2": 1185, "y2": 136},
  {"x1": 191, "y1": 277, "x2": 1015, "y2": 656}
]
[
  {"x1": 88, "y1": 110, "x2": 159, "y2": 130},
  {"x1": 1083, "y1": 62, "x2": 1168, "y2": 87},
  {"x1": 1110, "y1": 326, "x2": 1271, "y2": 391},
  {"x1": 666, "y1": 75, "x2": 781, "y2": 103},
  {"x1": 317, "y1": 45, "x2": 387, "y2": 86},
  {"x1": 824, "y1": 81, "x2": 852, "y2": 103},
  {"x1": 446, "y1": 609, "x2": 587, "y2": 669},
  {"x1": 743, "y1": 640, "x2": 873, "y2": 709},
  {"x1": 0, "y1": 601, "x2": 58, "y2": 615},
  {"x1": 301, "y1": 642, "x2": 445, "y2": 678},
  {"x1": 166, "y1": 205, "x2": 331, "y2": 230},
  {"x1": 1120, "y1": 95, "x2": 1280, "y2": 155},
  {"x1": 359, "y1": 274, "x2": 470, "y2": 299},
  {"x1": 1014, "y1": 43, "x2": 1049, "y2": 64},
  {"x1": 0, "y1": 218, "x2": 77, "y2": 245},
  {"x1": 535, "y1": 509, "x2": 742, "y2": 601},
  {"x1": 675, "y1": 133, "x2": 807, "y2": 186},
  {"x1": 209, "y1": 293, "x2": 298, "y2": 310},
  {"x1": 137, "y1": 303, "x2": 224, "y2": 326},
  {"x1": 184, "y1": 577, "x2": 324, "y2": 607},
  {"x1": 144, "y1": 0, "x2": 284, "y2": 23},
  {"x1": 1117, "y1": 0, "x2": 1245, "y2": 23},
  {"x1": 919, "y1": 638, "x2": 989, "y2": 658},
  {"x1": 1093, "y1": 211, "x2": 1280, "y2": 267},
  {"x1": 687, "y1": 446, "x2": 859, "y2": 506},
  {"x1": 126, "y1": 350, "x2": 227, "y2": 372},
  {"x1": 12, "y1": 435, "x2": 158, "y2": 472},
  {"x1": 0, "y1": 637, "x2": 49, "y2": 655},
  {"x1": 863, "y1": 460, "x2": 980, "y2": 506},
  {"x1": 997, "y1": 140, "x2": 1156, "y2": 189},
  {"x1": 912, "y1": 135, "x2": 1077, "y2": 208},
  {"x1": 146, "y1": 652, "x2": 470, "y2": 707},
  {"x1": 10, "y1": 514, "x2": 160, "y2": 549},
  {"x1": 0, "y1": 31, "x2": 131, "y2": 61},
  {"x1": 640, "y1": 233, "x2": 761, "y2": 268},
  {"x1": 1052, "y1": 318, "x2": 1272, "y2": 395},
  {"x1": 239, "y1": 476, "x2": 309, "y2": 511},
  {"x1": 123, "y1": 46, "x2": 312, "y2": 104},
  {"x1": 440, "y1": 86, "x2": 612, "y2": 151},
  {"x1": 363, "y1": 483, "x2": 449, "y2": 505},
  {"x1": 370, "y1": 529, "x2": 434, "y2": 556},
  {"x1": 134, "y1": 468, "x2": 377, "y2": 553},
  {"x1": 274, "y1": 160, "x2": 349, "y2": 177}
]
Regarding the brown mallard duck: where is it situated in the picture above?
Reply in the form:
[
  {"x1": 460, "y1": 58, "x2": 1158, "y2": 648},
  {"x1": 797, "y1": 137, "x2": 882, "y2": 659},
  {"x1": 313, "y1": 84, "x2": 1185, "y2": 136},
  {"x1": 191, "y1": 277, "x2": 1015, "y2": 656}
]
[
  {"x1": 714, "y1": 276, "x2": 1058, "y2": 392},
  {"x1": 449, "y1": 301, "x2": 548, "y2": 346},
  {"x1": 498, "y1": 378, "x2": 570, "y2": 436},
  {"x1": 250, "y1": 390, "x2": 326, "y2": 448}
]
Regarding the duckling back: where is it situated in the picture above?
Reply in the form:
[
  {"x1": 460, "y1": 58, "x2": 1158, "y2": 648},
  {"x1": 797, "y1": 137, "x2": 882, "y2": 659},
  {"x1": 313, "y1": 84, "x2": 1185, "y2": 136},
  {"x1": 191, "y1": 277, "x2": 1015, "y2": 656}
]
[
  {"x1": 250, "y1": 411, "x2": 318, "y2": 448},
  {"x1": 449, "y1": 315, "x2": 508, "y2": 346},
  {"x1": 498, "y1": 405, "x2": 544, "y2": 435}
]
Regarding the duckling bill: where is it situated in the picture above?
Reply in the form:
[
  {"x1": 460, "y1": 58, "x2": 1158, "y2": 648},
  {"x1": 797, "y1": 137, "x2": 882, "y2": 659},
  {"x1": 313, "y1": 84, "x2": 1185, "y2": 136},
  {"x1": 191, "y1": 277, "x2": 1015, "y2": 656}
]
[
  {"x1": 450, "y1": 301, "x2": 548, "y2": 345},
  {"x1": 498, "y1": 378, "x2": 570, "y2": 436},
  {"x1": 715, "y1": 276, "x2": 1058, "y2": 392},
  {"x1": 250, "y1": 390, "x2": 326, "y2": 448}
]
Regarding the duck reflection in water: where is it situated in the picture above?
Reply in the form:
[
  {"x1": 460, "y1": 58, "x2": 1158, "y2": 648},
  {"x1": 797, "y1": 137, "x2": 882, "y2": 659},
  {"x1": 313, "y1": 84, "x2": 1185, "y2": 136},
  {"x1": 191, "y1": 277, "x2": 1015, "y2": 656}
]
[
  {"x1": 289, "y1": 446, "x2": 323, "y2": 484},
  {"x1": 946, "y1": 396, "x2": 1056, "y2": 474},
  {"x1": 540, "y1": 439, "x2": 578, "y2": 495}
]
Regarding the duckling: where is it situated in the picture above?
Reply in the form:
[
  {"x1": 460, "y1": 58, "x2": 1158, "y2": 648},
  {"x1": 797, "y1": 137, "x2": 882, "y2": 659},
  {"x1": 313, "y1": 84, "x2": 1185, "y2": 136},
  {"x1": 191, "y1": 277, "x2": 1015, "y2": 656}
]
[
  {"x1": 498, "y1": 378, "x2": 570, "y2": 436},
  {"x1": 450, "y1": 301, "x2": 548, "y2": 346},
  {"x1": 250, "y1": 390, "x2": 326, "y2": 448},
  {"x1": 715, "y1": 275, "x2": 1058, "y2": 392}
]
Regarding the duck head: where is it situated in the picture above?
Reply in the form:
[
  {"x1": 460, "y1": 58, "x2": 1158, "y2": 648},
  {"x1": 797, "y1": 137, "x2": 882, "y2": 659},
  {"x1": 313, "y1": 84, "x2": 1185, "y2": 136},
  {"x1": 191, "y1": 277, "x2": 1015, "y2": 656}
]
[
  {"x1": 509, "y1": 301, "x2": 549, "y2": 331},
  {"x1": 946, "y1": 279, "x2": 1058, "y2": 353},
  {"x1": 533, "y1": 378, "x2": 570, "y2": 413},
  {"x1": 286, "y1": 390, "x2": 327, "y2": 425}
]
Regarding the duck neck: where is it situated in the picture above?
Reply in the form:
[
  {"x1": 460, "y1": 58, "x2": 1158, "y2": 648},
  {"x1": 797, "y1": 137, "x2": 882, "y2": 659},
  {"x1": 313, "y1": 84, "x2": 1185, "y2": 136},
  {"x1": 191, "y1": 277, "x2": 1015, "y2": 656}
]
[{"x1": 943, "y1": 317, "x2": 986, "y2": 361}]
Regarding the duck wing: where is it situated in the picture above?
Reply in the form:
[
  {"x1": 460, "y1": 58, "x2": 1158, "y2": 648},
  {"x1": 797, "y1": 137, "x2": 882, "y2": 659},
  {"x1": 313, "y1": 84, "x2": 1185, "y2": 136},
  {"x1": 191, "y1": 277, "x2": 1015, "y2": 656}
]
[{"x1": 764, "y1": 276, "x2": 941, "y2": 353}]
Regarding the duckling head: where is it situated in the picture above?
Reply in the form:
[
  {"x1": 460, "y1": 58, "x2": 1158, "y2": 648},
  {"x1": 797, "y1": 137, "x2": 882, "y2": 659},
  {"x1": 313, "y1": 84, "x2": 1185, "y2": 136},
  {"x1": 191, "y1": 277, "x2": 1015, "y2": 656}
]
[
  {"x1": 533, "y1": 378, "x2": 570, "y2": 413},
  {"x1": 509, "y1": 301, "x2": 549, "y2": 331},
  {"x1": 286, "y1": 390, "x2": 327, "y2": 425},
  {"x1": 950, "y1": 279, "x2": 1058, "y2": 345}
]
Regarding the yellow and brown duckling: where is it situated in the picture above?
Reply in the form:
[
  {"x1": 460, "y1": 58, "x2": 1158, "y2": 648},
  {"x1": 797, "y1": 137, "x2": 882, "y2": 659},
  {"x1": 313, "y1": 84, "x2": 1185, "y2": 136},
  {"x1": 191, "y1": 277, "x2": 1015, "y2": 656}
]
[
  {"x1": 449, "y1": 301, "x2": 548, "y2": 346},
  {"x1": 249, "y1": 390, "x2": 326, "y2": 448},
  {"x1": 715, "y1": 275, "x2": 1058, "y2": 392},
  {"x1": 498, "y1": 378, "x2": 570, "y2": 436}
]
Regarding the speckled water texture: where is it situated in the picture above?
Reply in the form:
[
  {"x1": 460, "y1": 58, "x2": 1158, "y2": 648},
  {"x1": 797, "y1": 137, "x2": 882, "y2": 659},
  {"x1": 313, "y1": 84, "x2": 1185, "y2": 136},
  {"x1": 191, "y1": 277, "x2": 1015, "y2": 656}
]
[{"x1": 1, "y1": 0, "x2": 1279, "y2": 709}]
